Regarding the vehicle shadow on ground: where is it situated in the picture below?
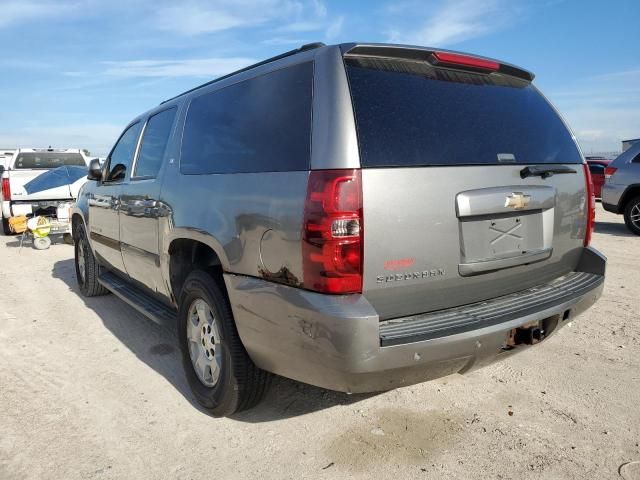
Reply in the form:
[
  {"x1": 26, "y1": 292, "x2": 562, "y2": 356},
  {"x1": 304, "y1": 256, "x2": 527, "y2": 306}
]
[
  {"x1": 2, "y1": 232, "x2": 70, "y2": 249},
  {"x1": 51, "y1": 258, "x2": 376, "y2": 422},
  {"x1": 595, "y1": 221, "x2": 636, "y2": 238}
]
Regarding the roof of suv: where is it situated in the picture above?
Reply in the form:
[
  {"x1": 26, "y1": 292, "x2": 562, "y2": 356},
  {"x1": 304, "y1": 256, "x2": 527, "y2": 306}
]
[{"x1": 160, "y1": 42, "x2": 535, "y2": 106}]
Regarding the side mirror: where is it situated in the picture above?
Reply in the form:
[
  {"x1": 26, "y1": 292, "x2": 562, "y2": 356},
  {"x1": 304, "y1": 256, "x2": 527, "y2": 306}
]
[{"x1": 87, "y1": 158, "x2": 103, "y2": 181}]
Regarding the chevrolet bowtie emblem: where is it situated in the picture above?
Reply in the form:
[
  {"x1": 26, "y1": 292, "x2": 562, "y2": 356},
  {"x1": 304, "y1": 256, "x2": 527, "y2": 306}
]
[{"x1": 505, "y1": 192, "x2": 531, "y2": 210}]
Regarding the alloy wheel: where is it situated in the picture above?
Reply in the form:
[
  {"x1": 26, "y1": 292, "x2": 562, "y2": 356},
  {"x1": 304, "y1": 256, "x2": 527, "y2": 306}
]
[{"x1": 186, "y1": 299, "x2": 222, "y2": 387}]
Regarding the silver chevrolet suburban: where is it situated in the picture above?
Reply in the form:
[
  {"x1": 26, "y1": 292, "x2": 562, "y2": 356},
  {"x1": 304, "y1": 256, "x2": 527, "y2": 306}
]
[{"x1": 72, "y1": 42, "x2": 606, "y2": 417}]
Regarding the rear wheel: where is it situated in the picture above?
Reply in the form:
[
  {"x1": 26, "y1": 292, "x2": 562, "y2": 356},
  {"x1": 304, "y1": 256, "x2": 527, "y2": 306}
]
[
  {"x1": 177, "y1": 270, "x2": 271, "y2": 417},
  {"x1": 623, "y1": 196, "x2": 640, "y2": 236},
  {"x1": 74, "y1": 223, "x2": 109, "y2": 296},
  {"x1": 2, "y1": 217, "x2": 11, "y2": 235}
]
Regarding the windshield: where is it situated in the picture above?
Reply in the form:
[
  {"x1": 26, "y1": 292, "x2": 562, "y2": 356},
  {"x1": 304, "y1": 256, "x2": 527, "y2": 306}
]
[
  {"x1": 13, "y1": 152, "x2": 86, "y2": 169},
  {"x1": 345, "y1": 57, "x2": 583, "y2": 167}
]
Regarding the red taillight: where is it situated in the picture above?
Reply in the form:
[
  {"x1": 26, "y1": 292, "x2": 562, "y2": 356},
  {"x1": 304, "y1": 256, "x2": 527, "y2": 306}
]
[
  {"x1": 302, "y1": 169, "x2": 363, "y2": 294},
  {"x1": 1, "y1": 178, "x2": 10, "y2": 200},
  {"x1": 432, "y1": 52, "x2": 499, "y2": 71},
  {"x1": 583, "y1": 163, "x2": 595, "y2": 246},
  {"x1": 604, "y1": 166, "x2": 617, "y2": 180}
]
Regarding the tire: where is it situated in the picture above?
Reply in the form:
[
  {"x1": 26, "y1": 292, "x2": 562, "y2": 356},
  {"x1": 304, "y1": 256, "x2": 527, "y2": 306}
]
[
  {"x1": 33, "y1": 236, "x2": 51, "y2": 250},
  {"x1": 2, "y1": 217, "x2": 12, "y2": 236},
  {"x1": 177, "y1": 270, "x2": 271, "y2": 417},
  {"x1": 74, "y1": 223, "x2": 109, "y2": 297},
  {"x1": 623, "y1": 196, "x2": 640, "y2": 236}
]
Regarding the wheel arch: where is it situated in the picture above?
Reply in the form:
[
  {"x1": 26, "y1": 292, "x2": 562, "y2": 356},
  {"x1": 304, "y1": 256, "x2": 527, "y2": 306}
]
[
  {"x1": 619, "y1": 184, "x2": 640, "y2": 211},
  {"x1": 165, "y1": 233, "x2": 228, "y2": 304}
]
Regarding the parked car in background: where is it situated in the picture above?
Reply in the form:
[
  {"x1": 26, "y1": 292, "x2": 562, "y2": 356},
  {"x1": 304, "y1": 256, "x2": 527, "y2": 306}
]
[
  {"x1": 1, "y1": 148, "x2": 89, "y2": 234},
  {"x1": 602, "y1": 142, "x2": 640, "y2": 235},
  {"x1": 72, "y1": 42, "x2": 606, "y2": 417},
  {"x1": 585, "y1": 157, "x2": 611, "y2": 199}
]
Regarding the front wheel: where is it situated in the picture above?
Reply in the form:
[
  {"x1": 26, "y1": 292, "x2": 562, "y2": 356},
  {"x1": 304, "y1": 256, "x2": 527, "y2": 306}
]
[
  {"x1": 623, "y1": 196, "x2": 640, "y2": 236},
  {"x1": 74, "y1": 223, "x2": 109, "y2": 297},
  {"x1": 177, "y1": 270, "x2": 271, "y2": 417}
]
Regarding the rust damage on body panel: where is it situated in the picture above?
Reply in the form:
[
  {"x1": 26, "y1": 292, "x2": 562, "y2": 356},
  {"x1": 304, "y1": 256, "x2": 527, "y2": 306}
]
[{"x1": 258, "y1": 265, "x2": 301, "y2": 287}]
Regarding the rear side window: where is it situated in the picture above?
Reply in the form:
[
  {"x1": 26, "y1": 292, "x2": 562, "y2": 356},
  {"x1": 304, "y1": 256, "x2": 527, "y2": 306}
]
[
  {"x1": 14, "y1": 152, "x2": 85, "y2": 169},
  {"x1": 180, "y1": 62, "x2": 313, "y2": 174},
  {"x1": 134, "y1": 107, "x2": 177, "y2": 178},
  {"x1": 588, "y1": 164, "x2": 605, "y2": 175},
  {"x1": 345, "y1": 57, "x2": 583, "y2": 167}
]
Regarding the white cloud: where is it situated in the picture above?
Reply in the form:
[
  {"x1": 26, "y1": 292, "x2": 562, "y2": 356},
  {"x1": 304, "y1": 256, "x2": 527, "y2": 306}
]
[
  {"x1": 325, "y1": 15, "x2": 344, "y2": 40},
  {"x1": 277, "y1": 20, "x2": 327, "y2": 33},
  {"x1": 546, "y1": 68, "x2": 640, "y2": 153},
  {"x1": 0, "y1": 123, "x2": 124, "y2": 157},
  {"x1": 152, "y1": 0, "x2": 316, "y2": 35},
  {"x1": 311, "y1": 0, "x2": 327, "y2": 18},
  {"x1": 101, "y1": 57, "x2": 255, "y2": 78},
  {"x1": 261, "y1": 37, "x2": 307, "y2": 46},
  {"x1": 387, "y1": 0, "x2": 518, "y2": 46},
  {"x1": 0, "y1": 1, "x2": 69, "y2": 28}
]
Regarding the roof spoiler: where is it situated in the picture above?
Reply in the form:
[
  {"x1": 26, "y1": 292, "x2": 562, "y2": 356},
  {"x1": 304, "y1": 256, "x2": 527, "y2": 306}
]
[{"x1": 342, "y1": 44, "x2": 534, "y2": 82}]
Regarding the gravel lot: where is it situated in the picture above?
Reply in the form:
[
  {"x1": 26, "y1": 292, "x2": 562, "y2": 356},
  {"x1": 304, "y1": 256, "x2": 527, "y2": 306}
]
[{"x1": 0, "y1": 204, "x2": 638, "y2": 480}]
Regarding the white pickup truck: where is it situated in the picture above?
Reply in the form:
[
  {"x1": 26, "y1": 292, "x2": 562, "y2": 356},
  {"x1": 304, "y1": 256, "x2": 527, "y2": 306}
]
[{"x1": 1, "y1": 148, "x2": 89, "y2": 234}]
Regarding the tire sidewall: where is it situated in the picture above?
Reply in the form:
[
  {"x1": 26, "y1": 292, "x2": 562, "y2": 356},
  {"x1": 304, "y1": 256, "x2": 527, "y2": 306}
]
[
  {"x1": 177, "y1": 272, "x2": 237, "y2": 415},
  {"x1": 624, "y1": 197, "x2": 640, "y2": 235},
  {"x1": 74, "y1": 225, "x2": 90, "y2": 295},
  {"x1": 2, "y1": 217, "x2": 12, "y2": 236}
]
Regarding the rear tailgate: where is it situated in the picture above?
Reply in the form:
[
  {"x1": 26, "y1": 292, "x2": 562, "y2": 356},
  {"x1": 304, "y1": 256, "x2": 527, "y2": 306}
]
[
  {"x1": 8, "y1": 151, "x2": 86, "y2": 202},
  {"x1": 9, "y1": 169, "x2": 73, "y2": 201},
  {"x1": 344, "y1": 48, "x2": 588, "y2": 320}
]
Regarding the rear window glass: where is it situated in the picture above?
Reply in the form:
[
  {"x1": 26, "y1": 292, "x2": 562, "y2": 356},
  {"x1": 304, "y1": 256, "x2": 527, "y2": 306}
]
[
  {"x1": 345, "y1": 57, "x2": 583, "y2": 167},
  {"x1": 14, "y1": 152, "x2": 86, "y2": 169},
  {"x1": 181, "y1": 62, "x2": 313, "y2": 175}
]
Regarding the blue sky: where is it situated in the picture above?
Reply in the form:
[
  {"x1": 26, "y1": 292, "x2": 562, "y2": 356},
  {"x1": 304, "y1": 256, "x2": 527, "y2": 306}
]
[{"x1": 0, "y1": 0, "x2": 638, "y2": 156}]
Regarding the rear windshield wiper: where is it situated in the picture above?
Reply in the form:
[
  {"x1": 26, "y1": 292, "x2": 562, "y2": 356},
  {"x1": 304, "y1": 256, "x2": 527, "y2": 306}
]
[{"x1": 520, "y1": 165, "x2": 577, "y2": 179}]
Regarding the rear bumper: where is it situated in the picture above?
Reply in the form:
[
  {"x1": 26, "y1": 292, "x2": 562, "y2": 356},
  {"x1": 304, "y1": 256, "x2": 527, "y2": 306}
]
[{"x1": 224, "y1": 247, "x2": 606, "y2": 393}]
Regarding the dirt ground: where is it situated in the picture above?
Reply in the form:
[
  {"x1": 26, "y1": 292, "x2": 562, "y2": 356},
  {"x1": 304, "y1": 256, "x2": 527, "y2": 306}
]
[{"x1": 0, "y1": 204, "x2": 638, "y2": 480}]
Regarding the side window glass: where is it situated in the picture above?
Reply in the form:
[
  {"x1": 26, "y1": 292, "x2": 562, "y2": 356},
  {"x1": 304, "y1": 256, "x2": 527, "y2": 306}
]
[
  {"x1": 632, "y1": 152, "x2": 640, "y2": 164},
  {"x1": 588, "y1": 164, "x2": 605, "y2": 175},
  {"x1": 134, "y1": 108, "x2": 177, "y2": 178},
  {"x1": 106, "y1": 122, "x2": 142, "y2": 182},
  {"x1": 180, "y1": 62, "x2": 313, "y2": 174}
]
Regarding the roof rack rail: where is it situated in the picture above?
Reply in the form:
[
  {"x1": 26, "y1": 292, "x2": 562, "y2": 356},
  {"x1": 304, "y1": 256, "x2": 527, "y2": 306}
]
[{"x1": 160, "y1": 42, "x2": 326, "y2": 105}]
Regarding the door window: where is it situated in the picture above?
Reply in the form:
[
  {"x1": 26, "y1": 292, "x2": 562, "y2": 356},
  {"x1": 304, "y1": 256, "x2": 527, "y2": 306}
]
[
  {"x1": 106, "y1": 122, "x2": 142, "y2": 182},
  {"x1": 134, "y1": 107, "x2": 177, "y2": 178}
]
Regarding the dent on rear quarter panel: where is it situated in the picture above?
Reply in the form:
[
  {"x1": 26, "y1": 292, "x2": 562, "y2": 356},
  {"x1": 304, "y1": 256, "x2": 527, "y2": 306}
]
[{"x1": 159, "y1": 170, "x2": 309, "y2": 284}]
